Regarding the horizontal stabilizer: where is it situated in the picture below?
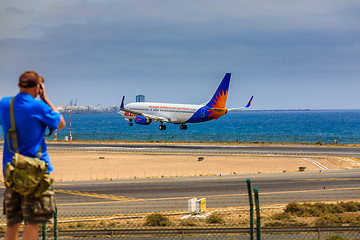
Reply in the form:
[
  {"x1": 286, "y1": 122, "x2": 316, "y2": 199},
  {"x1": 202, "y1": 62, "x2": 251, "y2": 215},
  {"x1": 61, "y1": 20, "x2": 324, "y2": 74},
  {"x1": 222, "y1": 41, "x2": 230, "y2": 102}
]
[
  {"x1": 203, "y1": 106, "x2": 227, "y2": 112},
  {"x1": 228, "y1": 96, "x2": 254, "y2": 111}
]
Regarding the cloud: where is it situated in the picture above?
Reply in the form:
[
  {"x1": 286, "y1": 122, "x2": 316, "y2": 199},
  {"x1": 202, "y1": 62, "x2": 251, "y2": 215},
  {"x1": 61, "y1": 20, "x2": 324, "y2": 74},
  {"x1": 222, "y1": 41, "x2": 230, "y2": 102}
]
[
  {"x1": 33, "y1": 1, "x2": 360, "y2": 30},
  {"x1": 6, "y1": 6, "x2": 26, "y2": 16}
]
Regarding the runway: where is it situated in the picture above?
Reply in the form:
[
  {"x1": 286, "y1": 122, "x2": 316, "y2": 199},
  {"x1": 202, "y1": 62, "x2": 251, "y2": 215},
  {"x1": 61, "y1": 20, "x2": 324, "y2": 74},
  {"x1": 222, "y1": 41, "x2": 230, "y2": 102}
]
[
  {"x1": 45, "y1": 142, "x2": 360, "y2": 159},
  {"x1": 49, "y1": 169, "x2": 360, "y2": 216}
]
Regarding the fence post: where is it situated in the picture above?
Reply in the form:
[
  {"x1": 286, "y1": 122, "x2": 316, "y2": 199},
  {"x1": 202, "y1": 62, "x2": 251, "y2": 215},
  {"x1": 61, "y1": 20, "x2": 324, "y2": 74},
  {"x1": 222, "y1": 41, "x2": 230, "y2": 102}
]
[
  {"x1": 254, "y1": 187, "x2": 261, "y2": 240},
  {"x1": 42, "y1": 223, "x2": 47, "y2": 240},
  {"x1": 246, "y1": 179, "x2": 254, "y2": 240},
  {"x1": 54, "y1": 207, "x2": 58, "y2": 240}
]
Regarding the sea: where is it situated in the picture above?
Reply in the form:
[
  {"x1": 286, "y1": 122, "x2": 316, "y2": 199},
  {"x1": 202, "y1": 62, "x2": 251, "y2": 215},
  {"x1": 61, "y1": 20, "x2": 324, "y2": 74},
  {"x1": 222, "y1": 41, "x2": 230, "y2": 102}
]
[{"x1": 1, "y1": 110, "x2": 360, "y2": 144}]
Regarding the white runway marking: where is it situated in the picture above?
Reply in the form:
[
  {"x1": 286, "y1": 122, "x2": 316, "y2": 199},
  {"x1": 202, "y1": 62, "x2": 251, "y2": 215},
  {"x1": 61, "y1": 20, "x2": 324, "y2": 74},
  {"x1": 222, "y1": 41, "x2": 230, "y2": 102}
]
[{"x1": 303, "y1": 158, "x2": 329, "y2": 170}]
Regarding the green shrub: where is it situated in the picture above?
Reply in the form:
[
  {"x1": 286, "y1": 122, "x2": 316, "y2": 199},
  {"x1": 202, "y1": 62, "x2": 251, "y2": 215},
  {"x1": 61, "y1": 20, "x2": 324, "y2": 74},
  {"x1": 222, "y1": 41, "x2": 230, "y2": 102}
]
[
  {"x1": 275, "y1": 202, "x2": 360, "y2": 228},
  {"x1": 315, "y1": 214, "x2": 357, "y2": 227},
  {"x1": 284, "y1": 202, "x2": 321, "y2": 217},
  {"x1": 284, "y1": 202, "x2": 302, "y2": 214},
  {"x1": 264, "y1": 220, "x2": 287, "y2": 227},
  {"x1": 302, "y1": 203, "x2": 322, "y2": 216},
  {"x1": 313, "y1": 202, "x2": 345, "y2": 214},
  {"x1": 325, "y1": 235, "x2": 348, "y2": 240},
  {"x1": 76, "y1": 222, "x2": 85, "y2": 228},
  {"x1": 144, "y1": 213, "x2": 172, "y2": 226},
  {"x1": 180, "y1": 219, "x2": 197, "y2": 226},
  {"x1": 284, "y1": 202, "x2": 358, "y2": 217},
  {"x1": 267, "y1": 212, "x2": 309, "y2": 227},
  {"x1": 339, "y1": 201, "x2": 359, "y2": 212},
  {"x1": 271, "y1": 212, "x2": 295, "y2": 222},
  {"x1": 206, "y1": 213, "x2": 225, "y2": 224},
  {"x1": 264, "y1": 220, "x2": 307, "y2": 228}
]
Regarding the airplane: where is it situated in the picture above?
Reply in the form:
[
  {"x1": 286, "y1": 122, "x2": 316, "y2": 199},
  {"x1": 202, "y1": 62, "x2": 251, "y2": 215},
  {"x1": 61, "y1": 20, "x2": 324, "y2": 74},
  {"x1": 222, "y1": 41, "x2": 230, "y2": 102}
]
[{"x1": 119, "y1": 73, "x2": 253, "y2": 130}]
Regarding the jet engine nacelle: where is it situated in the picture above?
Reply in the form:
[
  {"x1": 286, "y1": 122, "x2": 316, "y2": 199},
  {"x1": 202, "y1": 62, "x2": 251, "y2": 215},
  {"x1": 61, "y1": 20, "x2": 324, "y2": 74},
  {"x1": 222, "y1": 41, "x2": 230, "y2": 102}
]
[{"x1": 135, "y1": 116, "x2": 152, "y2": 125}]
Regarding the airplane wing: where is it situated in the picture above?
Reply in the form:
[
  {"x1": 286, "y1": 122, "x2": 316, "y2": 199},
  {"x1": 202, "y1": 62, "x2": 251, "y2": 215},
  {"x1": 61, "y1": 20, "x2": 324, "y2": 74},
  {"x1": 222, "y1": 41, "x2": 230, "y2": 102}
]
[
  {"x1": 142, "y1": 112, "x2": 172, "y2": 123},
  {"x1": 120, "y1": 107, "x2": 172, "y2": 123},
  {"x1": 227, "y1": 96, "x2": 254, "y2": 111},
  {"x1": 203, "y1": 107, "x2": 227, "y2": 112},
  {"x1": 120, "y1": 97, "x2": 172, "y2": 123}
]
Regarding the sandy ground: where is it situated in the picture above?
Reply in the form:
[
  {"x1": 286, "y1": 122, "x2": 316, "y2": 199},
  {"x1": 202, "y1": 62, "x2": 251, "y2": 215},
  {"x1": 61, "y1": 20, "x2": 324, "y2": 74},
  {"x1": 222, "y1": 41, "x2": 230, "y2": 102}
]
[{"x1": 1, "y1": 150, "x2": 358, "y2": 182}]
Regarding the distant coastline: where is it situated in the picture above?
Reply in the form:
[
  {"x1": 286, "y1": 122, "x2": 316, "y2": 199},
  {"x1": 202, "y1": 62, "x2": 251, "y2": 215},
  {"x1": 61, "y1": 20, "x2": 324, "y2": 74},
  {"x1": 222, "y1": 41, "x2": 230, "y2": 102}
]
[
  {"x1": 56, "y1": 105, "x2": 360, "y2": 114},
  {"x1": 56, "y1": 105, "x2": 119, "y2": 114}
]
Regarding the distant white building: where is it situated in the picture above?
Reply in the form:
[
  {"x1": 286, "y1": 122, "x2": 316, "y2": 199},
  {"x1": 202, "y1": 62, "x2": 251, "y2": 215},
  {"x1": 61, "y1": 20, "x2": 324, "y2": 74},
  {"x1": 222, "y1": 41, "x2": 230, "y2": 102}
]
[{"x1": 136, "y1": 94, "x2": 145, "y2": 102}]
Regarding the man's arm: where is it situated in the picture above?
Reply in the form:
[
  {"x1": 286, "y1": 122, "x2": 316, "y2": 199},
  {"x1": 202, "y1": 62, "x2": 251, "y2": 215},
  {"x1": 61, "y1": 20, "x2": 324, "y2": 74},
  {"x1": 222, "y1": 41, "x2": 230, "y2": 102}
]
[{"x1": 39, "y1": 83, "x2": 66, "y2": 130}]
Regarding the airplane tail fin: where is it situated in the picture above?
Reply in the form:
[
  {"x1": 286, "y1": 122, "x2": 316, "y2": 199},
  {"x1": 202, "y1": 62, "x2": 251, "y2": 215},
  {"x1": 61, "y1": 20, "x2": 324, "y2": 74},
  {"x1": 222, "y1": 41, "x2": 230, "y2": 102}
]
[
  {"x1": 120, "y1": 96, "x2": 125, "y2": 109},
  {"x1": 205, "y1": 73, "x2": 231, "y2": 109}
]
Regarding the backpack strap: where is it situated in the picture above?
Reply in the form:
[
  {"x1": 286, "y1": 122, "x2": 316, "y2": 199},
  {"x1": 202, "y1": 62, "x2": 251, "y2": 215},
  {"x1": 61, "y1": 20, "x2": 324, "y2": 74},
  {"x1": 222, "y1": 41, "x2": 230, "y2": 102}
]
[
  {"x1": 7, "y1": 97, "x2": 18, "y2": 153},
  {"x1": 7, "y1": 96, "x2": 42, "y2": 157}
]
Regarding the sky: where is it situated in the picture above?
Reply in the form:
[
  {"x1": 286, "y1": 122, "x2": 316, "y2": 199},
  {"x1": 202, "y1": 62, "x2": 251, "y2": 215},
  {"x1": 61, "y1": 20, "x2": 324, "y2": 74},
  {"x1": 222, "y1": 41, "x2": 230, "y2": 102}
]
[{"x1": 0, "y1": 0, "x2": 359, "y2": 110}]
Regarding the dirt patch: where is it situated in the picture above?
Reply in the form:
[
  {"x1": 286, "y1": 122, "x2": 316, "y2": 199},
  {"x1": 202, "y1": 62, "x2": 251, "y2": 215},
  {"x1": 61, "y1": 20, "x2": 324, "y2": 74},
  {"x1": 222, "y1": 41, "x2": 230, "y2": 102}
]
[
  {"x1": 1, "y1": 150, "x2": 357, "y2": 181},
  {"x1": 0, "y1": 149, "x2": 358, "y2": 182}
]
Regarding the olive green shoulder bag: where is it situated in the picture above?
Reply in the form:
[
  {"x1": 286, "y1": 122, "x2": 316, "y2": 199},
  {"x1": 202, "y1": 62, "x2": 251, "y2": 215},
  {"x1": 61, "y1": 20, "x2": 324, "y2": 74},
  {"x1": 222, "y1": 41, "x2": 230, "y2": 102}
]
[{"x1": 5, "y1": 97, "x2": 53, "y2": 198}]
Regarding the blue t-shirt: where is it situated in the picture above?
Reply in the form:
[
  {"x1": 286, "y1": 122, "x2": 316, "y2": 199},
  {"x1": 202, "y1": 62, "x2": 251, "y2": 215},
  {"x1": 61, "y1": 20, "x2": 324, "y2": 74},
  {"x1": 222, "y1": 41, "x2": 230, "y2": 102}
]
[{"x1": 0, "y1": 93, "x2": 61, "y2": 175}]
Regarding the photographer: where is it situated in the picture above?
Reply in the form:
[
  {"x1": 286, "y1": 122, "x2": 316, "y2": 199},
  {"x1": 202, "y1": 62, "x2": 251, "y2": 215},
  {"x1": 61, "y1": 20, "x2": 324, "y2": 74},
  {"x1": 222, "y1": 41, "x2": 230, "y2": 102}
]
[{"x1": 0, "y1": 70, "x2": 65, "y2": 240}]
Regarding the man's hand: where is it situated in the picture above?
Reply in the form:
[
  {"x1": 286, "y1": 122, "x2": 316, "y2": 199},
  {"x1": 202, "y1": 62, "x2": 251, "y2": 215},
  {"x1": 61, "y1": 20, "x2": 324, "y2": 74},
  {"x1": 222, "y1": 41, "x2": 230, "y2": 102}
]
[
  {"x1": 39, "y1": 83, "x2": 48, "y2": 103},
  {"x1": 38, "y1": 82, "x2": 66, "y2": 129}
]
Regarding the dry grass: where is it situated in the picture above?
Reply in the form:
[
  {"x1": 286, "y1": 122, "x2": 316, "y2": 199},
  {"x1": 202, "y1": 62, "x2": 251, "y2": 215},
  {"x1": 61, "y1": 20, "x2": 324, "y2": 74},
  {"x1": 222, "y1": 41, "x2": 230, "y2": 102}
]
[{"x1": 50, "y1": 201, "x2": 360, "y2": 231}]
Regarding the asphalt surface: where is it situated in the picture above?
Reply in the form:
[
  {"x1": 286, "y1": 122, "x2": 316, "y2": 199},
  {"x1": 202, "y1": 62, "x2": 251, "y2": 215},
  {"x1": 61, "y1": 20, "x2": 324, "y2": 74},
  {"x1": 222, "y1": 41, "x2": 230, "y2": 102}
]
[
  {"x1": 28, "y1": 168, "x2": 360, "y2": 216},
  {"x1": 44, "y1": 142, "x2": 360, "y2": 159},
  {"x1": 2, "y1": 142, "x2": 360, "y2": 158}
]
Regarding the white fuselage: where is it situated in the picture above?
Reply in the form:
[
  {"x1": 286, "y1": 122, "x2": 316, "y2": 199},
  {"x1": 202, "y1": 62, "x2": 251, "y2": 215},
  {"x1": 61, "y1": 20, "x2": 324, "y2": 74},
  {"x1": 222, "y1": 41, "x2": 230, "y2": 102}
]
[{"x1": 119, "y1": 102, "x2": 203, "y2": 124}]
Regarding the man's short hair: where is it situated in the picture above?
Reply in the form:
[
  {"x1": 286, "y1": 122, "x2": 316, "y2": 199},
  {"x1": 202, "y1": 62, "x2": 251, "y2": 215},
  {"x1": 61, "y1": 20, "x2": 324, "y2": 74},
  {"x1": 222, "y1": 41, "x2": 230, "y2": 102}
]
[{"x1": 19, "y1": 70, "x2": 44, "y2": 88}]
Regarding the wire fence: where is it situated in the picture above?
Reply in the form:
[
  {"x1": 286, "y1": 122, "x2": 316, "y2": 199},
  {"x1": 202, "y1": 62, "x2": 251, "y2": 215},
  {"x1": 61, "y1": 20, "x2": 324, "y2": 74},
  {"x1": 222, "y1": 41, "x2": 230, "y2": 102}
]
[
  {"x1": 9, "y1": 227, "x2": 360, "y2": 239},
  {"x1": 51, "y1": 132, "x2": 360, "y2": 144},
  {"x1": 1, "y1": 208, "x2": 359, "y2": 239}
]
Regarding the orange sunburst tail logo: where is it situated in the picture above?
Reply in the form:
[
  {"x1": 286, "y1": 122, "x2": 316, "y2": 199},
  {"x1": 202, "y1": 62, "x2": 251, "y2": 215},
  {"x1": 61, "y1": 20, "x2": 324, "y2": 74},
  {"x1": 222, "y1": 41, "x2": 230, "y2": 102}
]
[{"x1": 205, "y1": 73, "x2": 230, "y2": 119}]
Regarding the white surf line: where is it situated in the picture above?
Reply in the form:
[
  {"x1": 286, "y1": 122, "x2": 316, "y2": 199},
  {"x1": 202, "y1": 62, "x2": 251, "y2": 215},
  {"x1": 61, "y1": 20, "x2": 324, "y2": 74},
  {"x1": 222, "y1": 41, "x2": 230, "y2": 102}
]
[{"x1": 303, "y1": 158, "x2": 329, "y2": 170}]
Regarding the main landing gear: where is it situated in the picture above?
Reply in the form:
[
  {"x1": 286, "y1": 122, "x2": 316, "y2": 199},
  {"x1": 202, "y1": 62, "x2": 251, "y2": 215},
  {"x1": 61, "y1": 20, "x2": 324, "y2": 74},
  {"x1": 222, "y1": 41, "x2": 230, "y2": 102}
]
[
  {"x1": 158, "y1": 123, "x2": 187, "y2": 130},
  {"x1": 180, "y1": 124, "x2": 187, "y2": 130},
  {"x1": 159, "y1": 124, "x2": 166, "y2": 130},
  {"x1": 129, "y1": 120, "x2": 133, "y2": 126}
]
